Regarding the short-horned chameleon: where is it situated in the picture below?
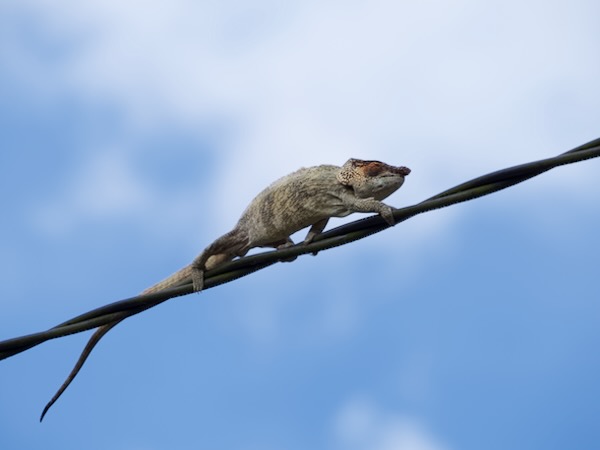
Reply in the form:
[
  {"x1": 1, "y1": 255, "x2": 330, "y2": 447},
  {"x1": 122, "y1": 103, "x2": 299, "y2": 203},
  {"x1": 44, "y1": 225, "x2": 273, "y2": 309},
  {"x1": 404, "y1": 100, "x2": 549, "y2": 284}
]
[{"x1": 41, "y1": 158, "x2": 411, "y2": 420}]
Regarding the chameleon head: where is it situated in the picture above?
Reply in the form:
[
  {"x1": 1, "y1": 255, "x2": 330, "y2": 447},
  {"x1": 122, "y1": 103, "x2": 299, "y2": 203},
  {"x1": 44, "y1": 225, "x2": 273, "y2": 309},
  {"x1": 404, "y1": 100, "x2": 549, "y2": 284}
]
[{"x1": 337, "y1": 158, "x2": 411, "y2": 200}]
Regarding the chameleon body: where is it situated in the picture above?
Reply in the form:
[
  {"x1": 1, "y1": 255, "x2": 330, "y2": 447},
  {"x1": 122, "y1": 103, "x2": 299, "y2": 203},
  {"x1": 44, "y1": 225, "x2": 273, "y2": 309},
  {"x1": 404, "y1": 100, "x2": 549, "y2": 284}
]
[{"x1": 41, "y1": 158, "x2": 410, "y2": 421}]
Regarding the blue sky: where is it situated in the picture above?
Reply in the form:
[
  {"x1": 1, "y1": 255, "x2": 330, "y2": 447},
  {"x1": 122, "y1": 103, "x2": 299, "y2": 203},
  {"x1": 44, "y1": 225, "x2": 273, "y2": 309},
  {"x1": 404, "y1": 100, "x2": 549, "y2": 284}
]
[{"x1": 1, "y1": 1, "x2": 599, "y2": 449}]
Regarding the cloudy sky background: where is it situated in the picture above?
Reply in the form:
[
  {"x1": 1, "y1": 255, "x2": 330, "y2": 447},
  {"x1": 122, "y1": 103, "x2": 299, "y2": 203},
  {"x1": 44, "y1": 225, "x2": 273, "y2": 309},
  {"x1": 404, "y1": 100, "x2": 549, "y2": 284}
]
[{"x1": 1, "y1": 1, "x2": 599, "y2": 449}]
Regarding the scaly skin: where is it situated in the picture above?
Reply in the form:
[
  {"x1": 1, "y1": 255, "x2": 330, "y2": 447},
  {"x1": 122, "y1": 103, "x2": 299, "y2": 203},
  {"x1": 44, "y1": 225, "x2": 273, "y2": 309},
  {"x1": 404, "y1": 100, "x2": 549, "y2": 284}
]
[{"x1": 41, "y1": 158, "x2": 410, "y2": 421}]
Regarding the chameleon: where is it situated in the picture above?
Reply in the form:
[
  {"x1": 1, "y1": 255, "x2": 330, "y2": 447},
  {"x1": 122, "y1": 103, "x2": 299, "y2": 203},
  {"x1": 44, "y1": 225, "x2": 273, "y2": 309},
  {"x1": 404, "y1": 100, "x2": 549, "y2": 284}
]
[{"x1": 40, "y1": 158, "x2": 411, "y2": 421}]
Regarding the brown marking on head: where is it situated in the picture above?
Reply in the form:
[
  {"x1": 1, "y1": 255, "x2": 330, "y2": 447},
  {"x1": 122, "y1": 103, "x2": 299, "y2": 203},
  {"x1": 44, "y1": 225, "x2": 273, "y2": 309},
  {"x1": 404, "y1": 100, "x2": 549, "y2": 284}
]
[
  {"x1": 360, "y1": 160, "x2": 411, "y2": 178},
  {"x1": 338, "y1": 159, "x2": 410, "y2": 186}
]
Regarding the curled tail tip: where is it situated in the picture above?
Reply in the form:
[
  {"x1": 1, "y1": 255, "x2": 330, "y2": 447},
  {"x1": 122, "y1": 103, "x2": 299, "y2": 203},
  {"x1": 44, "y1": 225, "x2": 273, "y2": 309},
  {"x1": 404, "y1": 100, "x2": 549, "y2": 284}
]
[
  {"x1": 39, "y1": 324, "x2": 116, "y2": 422},
  {"x1": 40, "y1": 403, "x2": 52, "y2": 422},
  {"x1": 39, "y1": 369, "x2": 77, "y2": 422},
  {"x1": 40, "y1": 391, "x2": 62, "y2": 421}
]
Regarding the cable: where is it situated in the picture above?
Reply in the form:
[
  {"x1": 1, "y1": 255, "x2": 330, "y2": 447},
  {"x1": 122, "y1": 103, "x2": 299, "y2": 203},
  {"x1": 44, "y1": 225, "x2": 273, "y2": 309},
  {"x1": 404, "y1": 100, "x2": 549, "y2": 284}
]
[
  {"x1": 1, "y1": 137, "x2": 599, "y2": 413},
  {"x1": 1, "y1": 137, "x2": 599, "y2": 360}
]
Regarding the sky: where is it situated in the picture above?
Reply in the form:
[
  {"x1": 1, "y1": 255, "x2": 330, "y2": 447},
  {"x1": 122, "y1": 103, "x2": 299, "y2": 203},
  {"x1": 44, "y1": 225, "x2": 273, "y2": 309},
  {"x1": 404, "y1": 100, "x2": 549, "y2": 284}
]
[{"x1": 1, "y1": 0, "x2": 599, "y2": 449}]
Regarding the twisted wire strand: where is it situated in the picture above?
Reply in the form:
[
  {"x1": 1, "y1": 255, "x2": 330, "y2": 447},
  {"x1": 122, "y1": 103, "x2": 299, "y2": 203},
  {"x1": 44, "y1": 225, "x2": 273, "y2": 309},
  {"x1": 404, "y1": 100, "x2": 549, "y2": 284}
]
[{"x1": 1, "y1": 137, "x2": 599, "y2": 363}]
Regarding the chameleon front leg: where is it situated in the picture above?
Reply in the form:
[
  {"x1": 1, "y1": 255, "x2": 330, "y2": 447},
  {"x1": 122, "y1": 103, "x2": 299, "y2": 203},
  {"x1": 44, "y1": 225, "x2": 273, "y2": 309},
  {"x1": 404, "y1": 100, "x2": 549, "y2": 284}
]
[{"x1": 340, "y1": 194, "x2": 396, "y2": 226}]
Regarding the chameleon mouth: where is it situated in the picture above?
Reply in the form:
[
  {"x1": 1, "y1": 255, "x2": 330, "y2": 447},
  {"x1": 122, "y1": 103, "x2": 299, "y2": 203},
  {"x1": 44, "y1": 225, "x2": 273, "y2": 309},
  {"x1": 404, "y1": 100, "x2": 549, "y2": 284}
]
[
  {"x1": 384, "y1": 166, "x2": 410, "y2": 177},
  {"x1": 395, "y1": 166, "x2": 411, "y2": 176}
]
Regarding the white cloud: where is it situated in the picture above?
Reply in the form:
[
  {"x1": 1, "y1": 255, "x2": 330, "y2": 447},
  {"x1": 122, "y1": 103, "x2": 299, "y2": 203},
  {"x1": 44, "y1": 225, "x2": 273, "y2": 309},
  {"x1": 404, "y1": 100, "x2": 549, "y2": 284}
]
[
  {"x1": 8, "y1": 0, "x2": 600, "y2": 256},
  {"x1": 30, "y1": 148, "x2": 217, "y2": 239},
  {"x1": 333, "y1": 397, "x2": 450, "y2": 450},
  {"x1": 12, "y1": 0, "x2": 600, "y2": 176},
  {"x1": 31, "y1": 150, "x2": 150, "y2": 235}
]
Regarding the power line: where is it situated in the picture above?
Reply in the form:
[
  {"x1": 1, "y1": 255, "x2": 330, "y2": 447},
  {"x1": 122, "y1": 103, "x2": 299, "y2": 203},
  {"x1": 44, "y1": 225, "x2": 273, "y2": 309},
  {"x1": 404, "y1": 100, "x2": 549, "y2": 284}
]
[{"x1": 1, "y1": 137, "x2": 599, "y2": 359}]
